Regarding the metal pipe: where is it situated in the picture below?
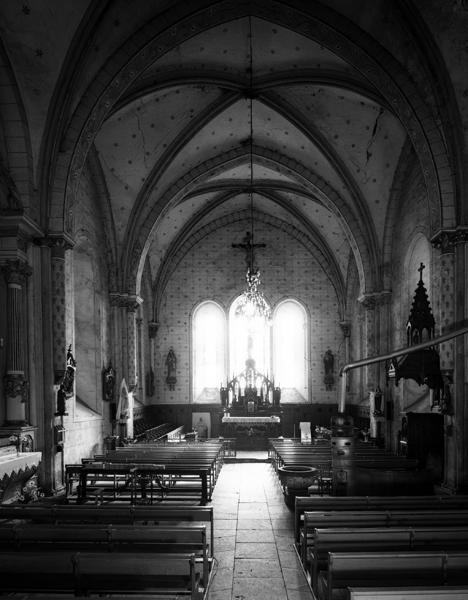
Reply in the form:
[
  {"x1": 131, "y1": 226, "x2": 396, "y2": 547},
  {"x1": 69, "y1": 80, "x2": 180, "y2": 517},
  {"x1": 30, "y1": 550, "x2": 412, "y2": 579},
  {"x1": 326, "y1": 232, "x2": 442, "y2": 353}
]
[{"x1": 339, "y1": 323, "x2": 468, "y2": 413}]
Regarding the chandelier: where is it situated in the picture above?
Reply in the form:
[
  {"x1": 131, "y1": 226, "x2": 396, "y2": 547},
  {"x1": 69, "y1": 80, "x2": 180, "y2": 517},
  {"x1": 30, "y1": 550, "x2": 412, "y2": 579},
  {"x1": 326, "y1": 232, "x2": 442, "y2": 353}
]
[{"x1": 235, "y1": 17, "x2": 271, "y2": 323}]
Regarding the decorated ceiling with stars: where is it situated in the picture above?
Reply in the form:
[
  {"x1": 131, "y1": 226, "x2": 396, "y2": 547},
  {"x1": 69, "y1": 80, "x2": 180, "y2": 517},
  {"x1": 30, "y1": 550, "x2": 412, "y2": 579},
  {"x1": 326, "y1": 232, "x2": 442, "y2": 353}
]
[{"x1": 1, "y1": 2, "x2": 413, "y2": 296}]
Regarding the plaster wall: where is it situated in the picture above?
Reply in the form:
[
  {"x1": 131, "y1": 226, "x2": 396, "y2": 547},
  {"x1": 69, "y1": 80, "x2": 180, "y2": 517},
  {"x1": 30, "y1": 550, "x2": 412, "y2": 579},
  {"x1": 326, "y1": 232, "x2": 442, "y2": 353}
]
[{"x1": 153, "y1": 221, "x2": 343, "y2": 405}]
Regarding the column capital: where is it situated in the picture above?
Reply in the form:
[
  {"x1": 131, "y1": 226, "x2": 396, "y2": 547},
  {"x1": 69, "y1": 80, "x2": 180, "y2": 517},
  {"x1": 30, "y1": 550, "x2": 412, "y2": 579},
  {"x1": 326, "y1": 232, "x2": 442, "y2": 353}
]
[
  {"x1": 1, "y1": 259, "x2": 32, "y2": 285},
  {"x1": 41, "y1": 232, "x2": 75, "y2": 257},
  {"x1": 358, "y1": 290, "x2": 392, "y2": 309},
  {"x1": 109, "y1": 292, "x2": 143, "y2": 312},
  {"x1": 339, "y1": 320, "x2": 351, "y2": 337},
  {"x1": 4, "y1": 373, "x2": 28, "y2": 403},
  {"x1": 431, "y1": 226, "x2": 468, "y2": 254}
]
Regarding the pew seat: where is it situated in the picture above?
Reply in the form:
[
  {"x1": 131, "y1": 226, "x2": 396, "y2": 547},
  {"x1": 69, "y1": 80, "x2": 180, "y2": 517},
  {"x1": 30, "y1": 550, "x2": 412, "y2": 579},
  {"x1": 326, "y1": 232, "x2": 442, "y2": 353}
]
[
  {"x1": 294, "y1": 495, "x2": 468, "y2": 545},
  {"x1": 0, "y1": 551, "x2": 203, "y2": 599},
  {"x1": 307, "y1": 526, "x2": 468, "y2": 592},
  {"x1": 0, "y1": 522, "x2": 211, "y2": 587},
  {"x1": 0, "y1": 503, "x2": 214, "y2": 556},
  {"x1": 316, "y1": 551, "x2": 468, "y2": 600},
  {"x1": 348, "y1": 587, "x2": 468, "y2": 600},
  {"x1": 300, "y1": 509, "x2": 468, "y2": 563}
]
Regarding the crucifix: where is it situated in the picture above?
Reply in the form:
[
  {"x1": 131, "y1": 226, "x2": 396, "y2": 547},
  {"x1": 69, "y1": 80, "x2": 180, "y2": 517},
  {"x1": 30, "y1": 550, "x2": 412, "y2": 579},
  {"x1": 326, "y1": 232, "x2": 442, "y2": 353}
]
[
  {"x1": 418, "y1": 262, "x2": 425, "y2": 281},
  {"x1": 232, "y1": 231, "x2": 266, "y2": 271}
]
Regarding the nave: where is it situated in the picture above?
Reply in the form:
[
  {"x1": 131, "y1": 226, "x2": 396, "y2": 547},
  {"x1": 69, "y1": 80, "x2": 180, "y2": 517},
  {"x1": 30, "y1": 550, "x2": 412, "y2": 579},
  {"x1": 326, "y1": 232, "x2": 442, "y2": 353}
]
[{"x1": 206, "y1": 458, "x2": 312, "y2": 600}]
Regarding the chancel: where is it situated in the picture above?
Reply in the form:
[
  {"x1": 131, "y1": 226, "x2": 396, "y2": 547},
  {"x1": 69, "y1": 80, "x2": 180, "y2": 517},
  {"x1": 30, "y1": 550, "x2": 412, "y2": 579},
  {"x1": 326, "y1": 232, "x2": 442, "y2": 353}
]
[{"x1": 3, "y1": 2, "x2": 468, "y2": 600}]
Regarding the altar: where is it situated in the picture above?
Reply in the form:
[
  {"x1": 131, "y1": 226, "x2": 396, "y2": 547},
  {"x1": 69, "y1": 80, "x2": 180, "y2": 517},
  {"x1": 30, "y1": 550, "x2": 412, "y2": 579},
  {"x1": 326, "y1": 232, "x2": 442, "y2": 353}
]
[
  {"x1": 221, "y1": 415, "x2": 281, "y2": 449},
  {"x1": 219, "y1": 360, "x2": 282, "y2": 449}
]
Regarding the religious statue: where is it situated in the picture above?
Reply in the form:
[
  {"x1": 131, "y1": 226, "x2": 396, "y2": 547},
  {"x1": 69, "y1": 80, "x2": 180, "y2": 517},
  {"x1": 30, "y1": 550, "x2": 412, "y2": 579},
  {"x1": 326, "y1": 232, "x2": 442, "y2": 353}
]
[
  {"x1": 62, "y1": 345, "x2": 77, "y2": 397},
  {"x1": 102, "y1": 362, "x2": 116, "y2": 402},
  {"x1": 323, "y1": 349, "x2": 334, "y2": 390},
  {"x1": 165, "y1": 348, "x2": 177, "y2": 390},
  {"x1": 55, "y1": 345, "x2": 75, "y2": 416}
]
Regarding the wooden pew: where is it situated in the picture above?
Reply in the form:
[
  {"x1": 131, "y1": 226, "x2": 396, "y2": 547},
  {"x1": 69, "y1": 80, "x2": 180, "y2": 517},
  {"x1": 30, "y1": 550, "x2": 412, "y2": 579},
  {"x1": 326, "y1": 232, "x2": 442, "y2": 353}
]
[
  {"x1": 348, "y1": 587, "x2": 468, "y2": 600},
  {"x1": 308, "y1": 526, "x2": 468, "y2": 593},
  {"x1": 0, "y1": 551, "x2": 202, "y2": 599},
  {"x1": 316, "y1": 551, "x2": 468, "y2": 600},
  {"x1": 72, "y1": 440, "x2": 225, "y2": 504},
  {"x1": 72, "y1": 461, "x2": 212, "y2": 505},
  {"x1": 0, "y1": 503, "x2": 215, "y2": 556},
  {"x1": 301, "y1": 509, "x2": 468, "y2": 565},
  {"x1": 294, "y1": 495, "x2": 468, "y2": 546},
  {"x1": 0, "y1": 522, "x2": 210, "y2": 587}
]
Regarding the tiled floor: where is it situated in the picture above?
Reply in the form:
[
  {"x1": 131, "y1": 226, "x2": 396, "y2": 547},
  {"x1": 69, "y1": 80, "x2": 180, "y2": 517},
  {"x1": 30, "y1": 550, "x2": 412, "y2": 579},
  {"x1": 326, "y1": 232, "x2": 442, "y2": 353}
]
[{"x1": 207, "y1": 461, "x2": 314, "y2": 600}]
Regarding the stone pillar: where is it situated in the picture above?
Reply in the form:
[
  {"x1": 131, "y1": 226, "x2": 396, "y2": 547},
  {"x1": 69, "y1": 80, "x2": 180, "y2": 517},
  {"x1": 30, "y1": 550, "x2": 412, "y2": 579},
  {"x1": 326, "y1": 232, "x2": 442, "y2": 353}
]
[
  {"x1": 147, "y1": 321, "x2": 158, "y2": 398},
  {"x1": 432, "y1": 227, "x2": 468, "y2": 492},
  {"x1": 109, "y1": 293, "x2": 143, "y2": 392},
  {"x1": 136, "y1": 316, "x2": 144, "y2": 400},
  {"x1": 339, "y1": 321, "x2": 351, "y2": 365},
  {"x1": 357, "y1": 291, "x2": 391, "y2": 389},
  {"x1": 39, "y1": 234, "x2": 74, "y2": 494},
  {"x1": 2, "y1": 259, "x2": 32, "y2": 424}
]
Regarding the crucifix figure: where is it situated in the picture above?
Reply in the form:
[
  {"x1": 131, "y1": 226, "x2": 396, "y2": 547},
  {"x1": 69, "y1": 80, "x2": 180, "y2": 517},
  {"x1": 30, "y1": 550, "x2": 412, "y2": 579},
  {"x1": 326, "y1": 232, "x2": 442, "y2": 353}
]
[{"x1": 232, "y1": 231, "x2": 266, "y2": 271}]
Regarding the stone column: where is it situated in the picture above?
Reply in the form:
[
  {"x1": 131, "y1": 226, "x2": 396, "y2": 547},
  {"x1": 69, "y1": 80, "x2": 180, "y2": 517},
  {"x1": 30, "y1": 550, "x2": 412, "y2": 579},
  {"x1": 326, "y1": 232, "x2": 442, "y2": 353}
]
[
  {"x1": 136, "y1": 316, "x2": 144, "y2": 400},
  {"x1": 147, "y1": 321, "x2": 158, "y2": 398},
  {"x1": 40, "y1": 234, "x2": 74, "y2": 494},
  {"x1": 432, "y1": 227, "x2": 467, "y2": 492},
  {"x1": 357, "y1": 291, "x2": 391, "y2": 389},
  {"x1": 2, "y1": 259, "x2": 32, "y2": 424},
  {"x1": 109, "y1": 293, "x2": 143, "y2": 391}
]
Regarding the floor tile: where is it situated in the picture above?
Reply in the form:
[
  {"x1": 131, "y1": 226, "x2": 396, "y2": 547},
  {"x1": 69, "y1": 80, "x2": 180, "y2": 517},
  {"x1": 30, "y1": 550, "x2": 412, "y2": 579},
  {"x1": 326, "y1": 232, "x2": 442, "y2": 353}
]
[
  {"x1": 236, "y1": 528, "x2": 275, "y2": 543},
  {"x1": 232, "y1": 576, "x2": 287, "y2": 600},
  {"x1": 235, "y1": 542, "x2": 278, "y2": 558},
  {"x1": 234, "y1": 557, "x2": 281, "y2": 578},
  {"x1": 236, "y1": 518, "x2": 272, "y2": 529}
]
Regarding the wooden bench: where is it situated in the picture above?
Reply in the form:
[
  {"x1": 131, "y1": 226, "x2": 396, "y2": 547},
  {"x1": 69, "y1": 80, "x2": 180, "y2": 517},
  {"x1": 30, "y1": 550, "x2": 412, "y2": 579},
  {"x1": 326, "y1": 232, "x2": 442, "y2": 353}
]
[
  {"x1": 73, "y1": 461, "x2": 213, "y2": 505},
  {"x1": 294, "y1": 495, "x2": 468, "y2": 545},
  {"x1": 0, "y1": 550, "x2": 202, "y2": 599},
  {"x1": 0, "y1": 521, "x2": 210, "y2": 588},
  {"x1": 317, "y1": 551, "x2": 468, "y2": 600},
  {"x1": 308, "y1": 526, "x2": 468, "y2": 593},
  {"x1": 0, "y1": 503, "x2": 215, "y2": 556},
  {"x1": 73, "y1": 441, "x2": 224, "y2": 504},
  {"x1": 301, "y1": 509, "x2": 468, "y2": 566},
  {"x1": 348, "y1": 587, "x2": 468, "y2": 600}
]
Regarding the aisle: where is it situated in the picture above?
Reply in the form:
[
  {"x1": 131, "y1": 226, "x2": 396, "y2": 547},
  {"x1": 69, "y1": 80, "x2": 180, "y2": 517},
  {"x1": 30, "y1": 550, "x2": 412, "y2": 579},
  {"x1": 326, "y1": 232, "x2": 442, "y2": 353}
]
[{"x1": 207, "y1": 462, "x2": 313, "y2": 600}]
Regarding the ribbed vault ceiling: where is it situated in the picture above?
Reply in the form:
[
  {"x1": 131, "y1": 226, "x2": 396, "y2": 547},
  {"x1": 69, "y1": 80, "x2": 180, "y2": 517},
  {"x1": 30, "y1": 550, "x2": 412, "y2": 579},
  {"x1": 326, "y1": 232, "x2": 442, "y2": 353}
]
[{"x1": 0, "y1": 4, "x2": 410, "y2": 298}]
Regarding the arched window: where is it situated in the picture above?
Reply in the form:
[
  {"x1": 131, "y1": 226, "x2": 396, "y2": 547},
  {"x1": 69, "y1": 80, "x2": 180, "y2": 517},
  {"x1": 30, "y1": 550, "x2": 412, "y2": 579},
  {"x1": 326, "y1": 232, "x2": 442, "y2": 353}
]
[
  {"x1": 273, "y1": 299, "x2": 308, "y2": 402},
  {"x1": 229, "y1": 296, "x2": 271, "y2": 378},
  {"x1": 192, "y1": 301, "x2": 226, "y2": 403}
]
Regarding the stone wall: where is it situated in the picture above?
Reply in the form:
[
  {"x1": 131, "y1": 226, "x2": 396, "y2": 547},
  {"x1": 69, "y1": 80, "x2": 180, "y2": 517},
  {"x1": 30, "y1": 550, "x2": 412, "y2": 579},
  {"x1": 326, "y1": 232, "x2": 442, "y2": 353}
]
[
  {"x1": 153, "y1": 220, "x2": 343, "y2": 406},
  {"x1": 61, "y1": 165, "x2": 113, "y2": 461},
  {"x1": 386, "y1": 162, "x2": 439, "y2": 454}
]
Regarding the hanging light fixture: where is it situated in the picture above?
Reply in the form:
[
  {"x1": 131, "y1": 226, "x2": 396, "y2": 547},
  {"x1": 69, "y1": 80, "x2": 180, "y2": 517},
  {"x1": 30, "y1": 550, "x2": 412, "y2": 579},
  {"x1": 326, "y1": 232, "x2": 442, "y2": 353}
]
[{"x1": 235, "y1": 17, "x2": 271, "y2": 323}]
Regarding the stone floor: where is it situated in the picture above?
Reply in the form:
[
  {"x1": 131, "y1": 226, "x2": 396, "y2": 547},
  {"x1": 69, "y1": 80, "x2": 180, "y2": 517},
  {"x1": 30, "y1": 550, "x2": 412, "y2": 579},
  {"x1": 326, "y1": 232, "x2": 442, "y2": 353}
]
[{"x1": 207, "y1": 460, "x2": 314, "y2": 600}]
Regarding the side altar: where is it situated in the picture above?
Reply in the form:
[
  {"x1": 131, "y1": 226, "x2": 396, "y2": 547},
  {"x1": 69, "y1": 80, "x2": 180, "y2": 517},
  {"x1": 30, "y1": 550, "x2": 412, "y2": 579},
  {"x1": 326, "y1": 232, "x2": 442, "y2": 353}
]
[{"x1": 219, "y1": 359, "x2": 282, "y2": 449}]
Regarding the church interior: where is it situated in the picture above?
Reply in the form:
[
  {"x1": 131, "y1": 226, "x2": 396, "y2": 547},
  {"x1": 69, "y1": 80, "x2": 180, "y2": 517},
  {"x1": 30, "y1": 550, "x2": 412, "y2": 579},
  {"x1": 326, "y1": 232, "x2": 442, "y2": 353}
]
[{"x1": 2, "y1": 1, "x2": 468, "y2": 599}]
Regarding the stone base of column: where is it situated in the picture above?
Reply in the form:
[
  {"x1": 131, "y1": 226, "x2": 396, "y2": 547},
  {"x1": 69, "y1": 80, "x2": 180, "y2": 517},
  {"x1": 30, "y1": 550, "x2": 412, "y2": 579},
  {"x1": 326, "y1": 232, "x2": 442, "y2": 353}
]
[{"x1": 434, "y1": 482, "x2": 459, "y2": 495}]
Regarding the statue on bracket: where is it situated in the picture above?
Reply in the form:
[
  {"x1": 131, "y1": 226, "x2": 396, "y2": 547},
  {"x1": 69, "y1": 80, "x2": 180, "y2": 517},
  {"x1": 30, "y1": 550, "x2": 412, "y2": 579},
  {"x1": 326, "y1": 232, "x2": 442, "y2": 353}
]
[
  {"x1": 55, "y1": 345, "x2": 76, "y2": 416},
  {"x1": 102, "y1": 362, "x2": 116, "y2": 402},
  {"x1": 323, "y1": 349, "x2": 335, "y2": 390},
  {"x1": 165, "y1": 348, "x2": 177, "y2": 390}
]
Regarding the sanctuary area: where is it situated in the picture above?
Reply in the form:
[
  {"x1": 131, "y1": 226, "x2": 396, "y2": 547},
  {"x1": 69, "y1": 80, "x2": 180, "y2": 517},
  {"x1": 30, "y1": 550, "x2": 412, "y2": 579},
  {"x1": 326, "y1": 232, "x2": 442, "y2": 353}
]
[{"x1": 1, "y1": 2, "x2": 468, "y2": 599}]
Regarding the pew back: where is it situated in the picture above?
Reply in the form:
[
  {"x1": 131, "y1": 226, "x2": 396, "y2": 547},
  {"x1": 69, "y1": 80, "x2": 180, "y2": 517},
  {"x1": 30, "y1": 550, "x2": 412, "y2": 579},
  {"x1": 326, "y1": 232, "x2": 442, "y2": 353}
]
[{"x1": 317, "y1": 551, "x2": 468, "y2": 600}]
